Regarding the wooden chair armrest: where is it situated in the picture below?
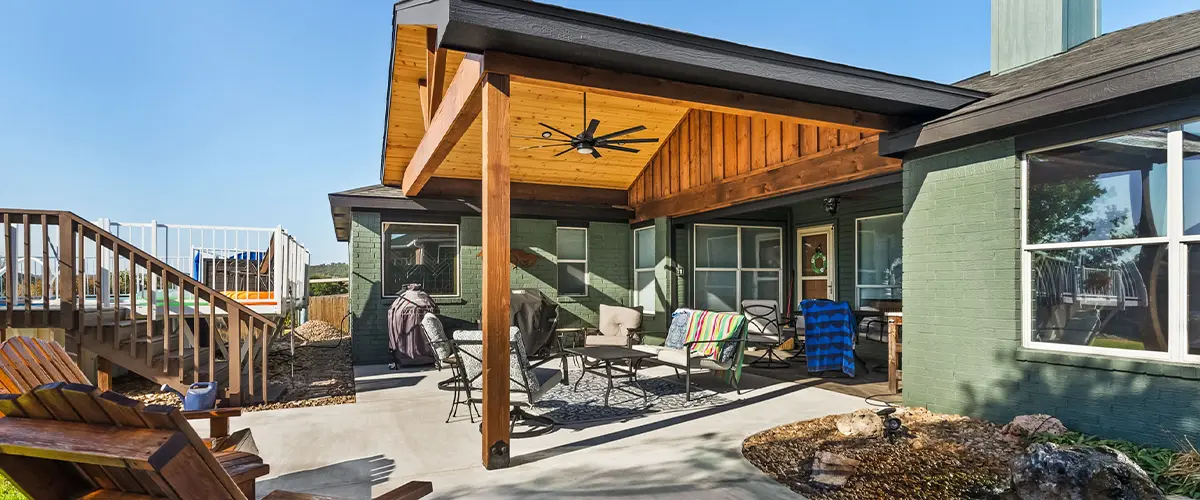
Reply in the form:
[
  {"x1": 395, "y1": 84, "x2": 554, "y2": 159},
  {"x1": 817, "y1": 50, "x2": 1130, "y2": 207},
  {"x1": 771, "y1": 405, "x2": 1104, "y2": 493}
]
[{"x1": 181, "y1": 408, "x2": 243, "y2": 420}]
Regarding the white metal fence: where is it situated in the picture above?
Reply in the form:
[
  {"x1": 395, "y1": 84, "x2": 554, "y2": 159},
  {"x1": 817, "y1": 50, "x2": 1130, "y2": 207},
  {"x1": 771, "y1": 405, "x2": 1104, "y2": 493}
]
[{"x1": 96, "y1": 219, "x2": 310, "y2": 318}]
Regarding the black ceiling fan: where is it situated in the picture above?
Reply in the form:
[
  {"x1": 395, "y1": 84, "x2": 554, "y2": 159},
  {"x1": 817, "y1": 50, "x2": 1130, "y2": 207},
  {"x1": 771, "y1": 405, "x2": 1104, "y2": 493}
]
[{"x1": 518, "y1": 92, "x2": 660, "y2": 158}]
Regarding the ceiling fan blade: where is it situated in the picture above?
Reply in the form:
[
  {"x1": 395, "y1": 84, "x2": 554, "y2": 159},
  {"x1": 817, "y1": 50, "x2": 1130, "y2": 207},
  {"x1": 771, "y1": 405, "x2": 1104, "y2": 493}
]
[
  {"x1": 591, "y1": 149, "x2": 602, "y2": 159},
  {"x1": 594, "y1": 125, "x2": 646, "y2": 141},
  {"x1": 522, "y1": 144, "x2": 575, "y2": 150},
  {"x1": 553, "y1": 147, "x2": 575, "y2": 157},
  {"x1": 539, "y1": 122, "x2": 578, "y2": 140},
  {"x1": 596, "y1": 144, "x2": 640, "y2": 153},
  {"x1": 601, "y1": 138, "x2": 659, "y2": 145},
  {"x1": 584, "y1": 119, "x2": 600, "y2": 138}
]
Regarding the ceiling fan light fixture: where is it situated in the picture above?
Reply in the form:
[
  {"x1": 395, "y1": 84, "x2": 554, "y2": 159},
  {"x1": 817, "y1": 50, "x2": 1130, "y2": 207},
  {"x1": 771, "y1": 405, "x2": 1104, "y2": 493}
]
[
  {"x1": 576, "y1": 146, "x2": 595, "y2": 155},
  {"x1": 541, "y1": 131, "x2": 552, "y2": 139}
]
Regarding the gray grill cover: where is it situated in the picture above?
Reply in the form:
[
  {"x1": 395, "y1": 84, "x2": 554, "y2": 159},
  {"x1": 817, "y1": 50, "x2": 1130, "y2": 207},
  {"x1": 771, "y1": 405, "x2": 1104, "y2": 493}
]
[{"x1": 387, "y1": 284, "x2": 438, "y2": 366}]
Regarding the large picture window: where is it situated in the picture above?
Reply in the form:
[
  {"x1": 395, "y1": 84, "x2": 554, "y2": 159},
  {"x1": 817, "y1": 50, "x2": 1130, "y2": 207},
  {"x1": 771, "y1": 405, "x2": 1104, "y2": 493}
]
[
  {"x1": 633, "y1": 227, "x2": 655, "y2": 314},
  {"x1": 693, "y1": 224, "x2": 782, "y2": 312},
  {"x1": 557, "y1": 227, "x2": 588, "y2": 297},
  {"x1": 856, "y1": 213, "x2": 903, "y2": 311},
  {"x1": 1023, "y1": 123, "x2": 1200, "y2": 362},
  {"x1": 383, "y1": 222, "x2": 459, "y2": 297}
]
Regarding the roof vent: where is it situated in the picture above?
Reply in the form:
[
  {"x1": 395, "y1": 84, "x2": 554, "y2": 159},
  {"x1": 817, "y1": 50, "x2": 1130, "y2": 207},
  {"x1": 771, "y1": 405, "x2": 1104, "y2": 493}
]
[{"x1": 991, "y1": 0, "x2": 1100, "y2": 74}]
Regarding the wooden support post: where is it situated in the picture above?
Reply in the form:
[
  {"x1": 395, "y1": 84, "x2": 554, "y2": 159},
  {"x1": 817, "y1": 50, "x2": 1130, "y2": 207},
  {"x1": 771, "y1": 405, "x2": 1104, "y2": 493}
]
[
  {"x1": 95, "y1": 357, "x2": 112, "y2": 392},
  {"x1": 480, "y1": 71, "x2": 511, "y2": 470}
]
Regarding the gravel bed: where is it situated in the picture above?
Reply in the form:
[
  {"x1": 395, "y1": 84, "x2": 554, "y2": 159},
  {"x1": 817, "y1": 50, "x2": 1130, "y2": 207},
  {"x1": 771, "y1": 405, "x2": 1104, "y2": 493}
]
[
  {"x1": 113, "y1": 320, "x2": 355, "y2": 412},
  {"x1": 743, "y1": 407, "x2": 1025, "y2": 499}
]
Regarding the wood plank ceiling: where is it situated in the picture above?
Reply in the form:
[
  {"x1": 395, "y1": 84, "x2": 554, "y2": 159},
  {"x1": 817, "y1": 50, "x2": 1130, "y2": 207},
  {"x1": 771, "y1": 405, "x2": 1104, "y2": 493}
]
[{"x1": 383, "y1": 26, "x2": 688, "y2": 190}]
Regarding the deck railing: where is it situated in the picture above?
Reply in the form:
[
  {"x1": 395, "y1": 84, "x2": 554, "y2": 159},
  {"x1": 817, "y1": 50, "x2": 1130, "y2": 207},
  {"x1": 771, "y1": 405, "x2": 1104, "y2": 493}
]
[{"x1": 0, "y1": 209, "x2": 275, "y2": 404}]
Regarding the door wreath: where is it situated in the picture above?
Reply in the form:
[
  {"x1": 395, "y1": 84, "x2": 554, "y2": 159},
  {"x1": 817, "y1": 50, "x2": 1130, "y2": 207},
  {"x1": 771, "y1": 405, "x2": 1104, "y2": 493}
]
[{"x1": 810, "y1": 248, "x2": 828, "y2": 275}]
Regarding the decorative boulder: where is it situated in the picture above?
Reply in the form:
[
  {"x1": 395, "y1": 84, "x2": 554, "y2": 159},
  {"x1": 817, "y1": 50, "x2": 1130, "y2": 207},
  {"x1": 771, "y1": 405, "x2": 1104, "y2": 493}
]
[
  {"x1": 810, "y1": 451, "x2": 860, "y2": 488},
  {"x1": 1009, "y1": 443, "x2": 1163, "y2": 500},
  {"x1": 1002, "y1": 414, "x2": 1068, "y2": 439},
  {"x1": 835, "y1": 409, "x2": 883, "y2": 438}
]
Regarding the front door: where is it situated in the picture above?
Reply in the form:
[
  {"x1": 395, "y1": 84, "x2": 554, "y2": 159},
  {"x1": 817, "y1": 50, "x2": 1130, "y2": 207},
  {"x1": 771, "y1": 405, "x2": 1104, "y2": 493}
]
[{"x1": 797, "y1": 225, "x2": 835, "y2": 302}]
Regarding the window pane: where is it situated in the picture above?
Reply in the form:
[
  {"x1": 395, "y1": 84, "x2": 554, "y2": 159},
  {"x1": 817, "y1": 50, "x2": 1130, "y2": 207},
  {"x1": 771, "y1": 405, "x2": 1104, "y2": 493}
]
[
  {"x1": 1030, "y1": 245, "x2": 1169, "y2": 352},
  {"x1": 740, "y1": 271, "x2": 780, "y2": 301},
  {"x1": 1183, "y1": 123, "x2": 1200, "y2": 235},
  {"x1": 636, "y1": 270, "x2": 656, "y2": 313},
  {"x1": 557, "y1": 228, "x2": 587, "y2": 260},
  {"x1": 558, "y1": 262, "x2": 587, "y2": 296},
  {"x1": 635, "y1": 229, "x2": 656, "y2": 269},
  {"x1": 695, "y1": 226, "x2": 738, "y2": 268},
  {"x1": 801, "y1": 233, "x2": 829, "y2": 277},
  {"x1": 383, "y1": 223, "x2": 458, "y2": 296},
  {"x1": 1026, "y1": 129, "x2": 1168, "y2": 244},
  {"x1": 1189, "y1": 244, "x2": 1200, "y2": 356},
  {"x1": 858, "y1": 287, "x2": 902, "y2": 311},
  {"x1": 695, "y1": 271, "x2": 736, "y2": 312},
  {"x1": 857, "y1": 215, "x2": 903, "y2": 287},
  {"x1": 741, "y1": 228, "x2": 782, "y2": 269}
]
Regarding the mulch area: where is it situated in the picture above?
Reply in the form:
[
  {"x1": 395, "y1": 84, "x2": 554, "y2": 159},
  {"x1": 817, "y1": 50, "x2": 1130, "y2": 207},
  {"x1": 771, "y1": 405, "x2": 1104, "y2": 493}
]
[
  {"x1": 743, "y1": 407, "x2": 1025, "y2": 500},
  {"x1": 113, "y1": 320, "x2": 355, "y2": 411}
]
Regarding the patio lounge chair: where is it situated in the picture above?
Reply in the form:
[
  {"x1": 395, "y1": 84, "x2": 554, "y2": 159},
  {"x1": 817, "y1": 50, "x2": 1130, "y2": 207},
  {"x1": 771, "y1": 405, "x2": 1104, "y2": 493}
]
[
  {"x1": 582, "y1": 304, "x2": 644, "y2": 347},
  {"x1": 452, "y1": 328, "x2": 562, "y2": 434},
  {"x1": 418, "y1": 313, "x2": 480, "y2": 423},
  {"x1": 0, "y1": 383, "x2": 432, "y2": 500},
  {"x1": 741, "y1": 299, "x2": 795, "y2": 369},
  {"x1": 636, "y1": 309, "x2": 749, "y2": 401}
]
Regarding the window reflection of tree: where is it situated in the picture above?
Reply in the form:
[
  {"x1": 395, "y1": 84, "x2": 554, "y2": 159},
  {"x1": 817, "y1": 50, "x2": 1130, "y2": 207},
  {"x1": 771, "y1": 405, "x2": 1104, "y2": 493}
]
[{"x1": 1029, "y1": 130, "x2": 1169, "y2": 352}]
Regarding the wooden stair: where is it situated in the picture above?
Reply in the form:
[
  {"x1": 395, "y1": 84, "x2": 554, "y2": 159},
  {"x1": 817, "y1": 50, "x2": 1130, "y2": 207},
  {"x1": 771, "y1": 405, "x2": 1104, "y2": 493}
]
[{"x1": 1, "y1": 209, "x2": 275, "y2": 404}]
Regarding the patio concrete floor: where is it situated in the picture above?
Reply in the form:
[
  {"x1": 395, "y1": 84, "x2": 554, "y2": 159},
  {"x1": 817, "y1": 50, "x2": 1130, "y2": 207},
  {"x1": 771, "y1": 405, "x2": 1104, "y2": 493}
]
[{"x1": 195, "y1": 363, "x2": 870, "y2": 499}]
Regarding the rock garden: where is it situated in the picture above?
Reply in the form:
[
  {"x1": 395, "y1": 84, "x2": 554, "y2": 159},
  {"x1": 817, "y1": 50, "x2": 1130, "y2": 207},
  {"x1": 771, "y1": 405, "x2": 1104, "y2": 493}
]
[{"x1": 743, "y1": 407, "x2": 1200, "y2": 499}]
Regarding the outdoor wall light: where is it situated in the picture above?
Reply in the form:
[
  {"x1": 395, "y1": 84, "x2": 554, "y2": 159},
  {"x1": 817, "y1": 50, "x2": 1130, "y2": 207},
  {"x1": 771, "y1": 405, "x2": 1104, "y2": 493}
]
[{"x1": 823, "y1": 196, "x2": 841, "y2": 216}]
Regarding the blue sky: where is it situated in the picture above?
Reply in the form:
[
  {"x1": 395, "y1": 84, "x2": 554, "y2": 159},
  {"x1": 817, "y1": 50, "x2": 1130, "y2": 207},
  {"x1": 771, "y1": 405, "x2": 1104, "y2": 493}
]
[{"x1": 0, "y1": 1, "x2": 1190, "y2": 264}]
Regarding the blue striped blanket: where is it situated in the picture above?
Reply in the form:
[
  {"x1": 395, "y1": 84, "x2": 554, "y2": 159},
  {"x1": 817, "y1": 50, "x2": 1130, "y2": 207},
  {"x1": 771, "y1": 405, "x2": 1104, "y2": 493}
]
[{"x1": 800, "y1": 299, "x2": 855, "y2": 377}]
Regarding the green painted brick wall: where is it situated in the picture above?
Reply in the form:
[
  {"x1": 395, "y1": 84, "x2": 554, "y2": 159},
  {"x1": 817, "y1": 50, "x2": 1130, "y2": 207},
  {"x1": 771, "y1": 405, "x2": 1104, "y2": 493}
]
[
  {"x1": 349, "y1": 211, "x2": 632, "y2": 365},
  {"x1": 902, "y1": 139, "x2": 1200, "y2": 447}
]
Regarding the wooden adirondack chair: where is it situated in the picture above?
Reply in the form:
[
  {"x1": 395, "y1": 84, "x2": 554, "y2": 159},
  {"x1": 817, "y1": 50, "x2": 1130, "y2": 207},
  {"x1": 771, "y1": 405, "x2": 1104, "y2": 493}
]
[
  {"x1": 0, "y1": 336, "x2": 242, "y2": 444},
  {"x1": 0, "y1": 383, "x2": 432, "y2": 500}
]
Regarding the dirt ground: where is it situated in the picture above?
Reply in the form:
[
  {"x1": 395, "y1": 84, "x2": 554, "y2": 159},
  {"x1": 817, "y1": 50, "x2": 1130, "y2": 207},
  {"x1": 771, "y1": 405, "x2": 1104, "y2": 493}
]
[
  {"x1": 743, "y1": 407, "x2": 1025, "y2": 500},
  {"x1": 113, "y1": 320, "x2": 355, "y2": 411}
]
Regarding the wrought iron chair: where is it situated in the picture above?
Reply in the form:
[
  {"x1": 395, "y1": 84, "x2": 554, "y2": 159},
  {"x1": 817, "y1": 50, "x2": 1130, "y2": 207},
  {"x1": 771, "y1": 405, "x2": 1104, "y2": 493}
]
[
  {"x1": 452, "y1": 327, "x2": 563, "y2": 436},
  {"x1": 741, "y1": 299, "x2": 795, "y2": 369}
]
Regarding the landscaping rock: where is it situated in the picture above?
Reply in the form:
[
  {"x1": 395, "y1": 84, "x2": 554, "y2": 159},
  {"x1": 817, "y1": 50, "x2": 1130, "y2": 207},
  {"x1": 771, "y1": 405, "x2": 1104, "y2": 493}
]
[
  {"x1": 811, "y1": 451, "x2": 860, "y2": 488},
  {"x1": 1009, "y1": 443, "x2": 1163, "y2": 500},
  {"x1": 1002, "y1": 414, "x2": 1067, "y2": 439},
  {"x1": 834, "y1": 409, "x2": 883, "y2": 438}
]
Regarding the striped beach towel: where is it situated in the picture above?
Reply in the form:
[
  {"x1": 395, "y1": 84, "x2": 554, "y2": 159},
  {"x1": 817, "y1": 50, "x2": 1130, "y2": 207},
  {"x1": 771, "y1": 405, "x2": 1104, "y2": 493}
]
[
  {"x1": 800, "y1": 299, "x2": 856, "y2": 377},
  {"x1": 684, "y1": 310, "x2": 747, "y2": 385}
]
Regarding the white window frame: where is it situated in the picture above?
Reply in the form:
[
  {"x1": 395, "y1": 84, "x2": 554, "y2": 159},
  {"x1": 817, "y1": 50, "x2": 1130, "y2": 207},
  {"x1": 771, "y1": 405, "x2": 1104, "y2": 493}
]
[
  {"x1": 556, "y1": 226, "x2": 589, "y2": 297},
  {"x1": 381, "y1": 221, "x2": 461, "y2": 298},
  {"x1": 854, "y1": 213, "x2": 904, "y2": 309},
  {"x1": 1020, "y1": 121, "x2": 1200, "y2": 363},
  {"x1": 632, "y1": 226, "x2": 656, "y2": 314},
  {"x1": 692, "y1": 223, "x2": 783, "y2": 312}
]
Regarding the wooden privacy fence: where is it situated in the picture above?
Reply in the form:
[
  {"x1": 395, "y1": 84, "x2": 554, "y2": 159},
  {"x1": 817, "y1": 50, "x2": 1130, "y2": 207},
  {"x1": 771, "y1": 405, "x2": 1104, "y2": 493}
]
[{"x1": 308, "y1": 294, "x2": 349, "y2": 331}]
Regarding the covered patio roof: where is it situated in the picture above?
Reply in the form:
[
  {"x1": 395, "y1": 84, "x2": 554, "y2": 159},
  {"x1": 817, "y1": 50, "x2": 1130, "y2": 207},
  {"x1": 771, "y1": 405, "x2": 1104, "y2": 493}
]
[{"x1": 380, "y1": 0, "x2": 985, "y2": 217}]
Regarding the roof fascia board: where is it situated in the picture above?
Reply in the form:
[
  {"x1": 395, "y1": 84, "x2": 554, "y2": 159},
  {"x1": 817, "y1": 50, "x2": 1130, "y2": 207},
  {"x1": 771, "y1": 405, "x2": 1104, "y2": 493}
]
[{"x1": 881, "y1": 46, "x2": 1200, "y2": 157}]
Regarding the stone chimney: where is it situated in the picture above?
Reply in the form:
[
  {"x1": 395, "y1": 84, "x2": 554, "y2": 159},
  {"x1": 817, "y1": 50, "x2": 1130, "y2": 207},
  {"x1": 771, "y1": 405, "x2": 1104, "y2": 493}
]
[{"x1": 991, "y1": 0, "x2": 1101, "y2": 74}]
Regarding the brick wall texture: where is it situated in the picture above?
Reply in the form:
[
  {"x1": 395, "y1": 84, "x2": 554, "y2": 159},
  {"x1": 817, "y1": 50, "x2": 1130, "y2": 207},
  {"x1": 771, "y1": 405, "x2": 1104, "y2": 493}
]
[
  {"x1": 902, "y1": 139, "x2": 1200, "y2": 447},
  {"x1": 350, "y1": 213, "x2": 632, "y2": 365}
]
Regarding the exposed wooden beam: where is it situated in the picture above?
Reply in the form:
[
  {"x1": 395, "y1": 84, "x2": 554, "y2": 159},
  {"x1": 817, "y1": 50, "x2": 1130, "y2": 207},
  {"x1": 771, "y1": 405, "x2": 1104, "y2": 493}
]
[
  {"x1": 633, "y1": 136, "x2": 900, "y2": 221},
  {"x1": 417, "y1": 78, "x2": 430, "y2": 127},
  {"x1": 402, "y1": 53, "x2": 486, "y2": 196},
  {"x1": 420, "y1": 177, "x2": 628, "y2": 206},
  {"x1": 480, "y1": 72, "x2": 512, "y2": 470},
  {"x1": 425, "y1": 28, "x2": 447, "y2": 129},
  {"x1": 483, "y1": 52, "x2": 900, "y2": 133}
]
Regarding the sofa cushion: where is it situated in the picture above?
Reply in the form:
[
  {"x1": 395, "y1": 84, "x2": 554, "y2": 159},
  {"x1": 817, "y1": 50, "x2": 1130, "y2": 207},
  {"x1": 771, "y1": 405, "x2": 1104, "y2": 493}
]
[
  {"x1": 598, "y1": 304, "x2": 642, "y2": 338},
  {"x1": 664, "y1": 309, "x2": 694, "y2": 349},
  {"x1": 657, "y1": 348, "x2": 732, "y2": 371},
  {"x1": 631, "y1": 344, "x2": 666, "y2": 355}
]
